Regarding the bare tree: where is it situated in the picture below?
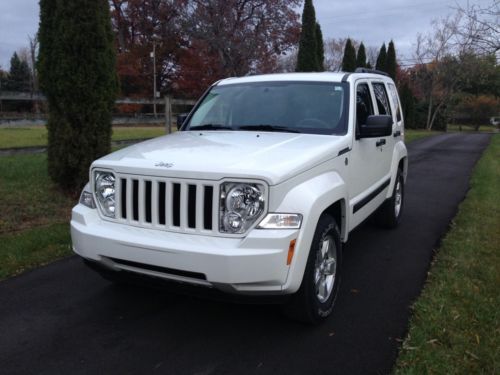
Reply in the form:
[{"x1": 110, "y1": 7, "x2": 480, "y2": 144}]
[
  {"x1": 412, "y1": 3, "x2": 499, "y2": 130},
  {"x1": 324, "y1": 37, "x2": 361, "y2": 72},
  {"x1": 28, "y1": 34, "x2": 40, "y2": 113},
  {"x1": 365, "y1": 45, "x2": 379, "y2": 67},
  {"x1": 276, "y1": 49, "x2": 298, "y2": 73},
  {"x1": 455, "y1": 1, "x2": 500, "y2": 55},
  {"x1": 413, "y1": 14, "x2": 462, "y2": 130}
]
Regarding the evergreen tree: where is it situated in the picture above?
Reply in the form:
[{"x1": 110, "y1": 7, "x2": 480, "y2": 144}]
[
  {"x1": 38, "y1": 0, "x2": 118, "y2": 192},
  {"x1": 0, "y1": 69, "x2": 7, "y2": 89},
  {"x1": 376, "y1": 43, "x2": 387, "y2": 72},
  {"x1": 5, "y1": 52, "x2": 31, "y2": 91},
  {"x1": 296, "y1": 0, "x2": 319, "y2": 72},
  {"x1": 386, "y1": 40, "x2": 397, "y2": 80},
  {"x1": 315, "y1": 22, "x2": 325, "y2": 71},
  {"x1": 341, "y1": 38, "x2": 356, "y2": 72},
  {"x1": 399, "y1": 81, "x2": 415, "y2": 128},
  {"x1": 356, "y1": 42, "x2": 367, "y2": 68},
  {"x1": 38, "y1": 0, "x2": 57, "y2": 98}
]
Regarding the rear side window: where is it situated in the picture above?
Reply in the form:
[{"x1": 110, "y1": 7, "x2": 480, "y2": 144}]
[
  {"x1": 387, "y1": 83, "x2": 402, "y2": 122},
  {"x1": 356, "y1": 83, "x2": 374, "y2": 126},
  {"x1": 372, "y1": 82, "x2": 392, "y2": 116}
]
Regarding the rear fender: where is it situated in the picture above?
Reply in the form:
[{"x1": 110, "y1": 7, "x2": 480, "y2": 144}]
[{"x1": 386, "y1": 141, "x2": 408, "y2": 198}]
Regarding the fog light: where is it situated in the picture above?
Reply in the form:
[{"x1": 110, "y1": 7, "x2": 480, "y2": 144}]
[{"x1": 223, "y1": 212, "x2": 244, "y2": 232}]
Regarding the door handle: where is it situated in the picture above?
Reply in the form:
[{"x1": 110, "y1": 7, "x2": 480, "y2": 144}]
[
  {"x1": 376, "y1": 139, "x2": 386, "y2": 147},
  {"x1": 393, "y1": 130, "x2": 401, "y2": 137}
]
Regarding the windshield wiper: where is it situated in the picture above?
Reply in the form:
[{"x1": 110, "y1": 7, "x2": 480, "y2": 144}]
[
  {"x1": 237, "y1": 125, "x2": 300, "y2": 133},
  {"x1": 190, "y1": 124, "x2": 234, "y2": 131}
]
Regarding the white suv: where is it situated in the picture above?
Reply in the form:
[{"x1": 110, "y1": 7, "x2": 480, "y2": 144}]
[{"x1": 71, "y1": 70, "x2": 407, "y2": 323}]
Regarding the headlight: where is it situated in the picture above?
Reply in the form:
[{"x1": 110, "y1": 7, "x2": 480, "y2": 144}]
[
  {"x1": 79, "y1": 183, "x2": 96, "y2": 209},
  {"x1": 257, "y1": 213, "x2": 302, "y2": 229},
  {"x1": 94, "y1": 171, "x2": 116, "y2": 217},
  {"x1": 219, "y1": 182, "x2": 265, "y2": 234}
]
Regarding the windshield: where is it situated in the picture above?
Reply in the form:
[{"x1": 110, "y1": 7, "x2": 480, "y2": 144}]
[{"x1": 184, "y1": 81, "x2": 349, "y2": 135}]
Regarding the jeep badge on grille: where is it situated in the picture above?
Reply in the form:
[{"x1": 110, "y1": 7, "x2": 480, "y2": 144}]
[{"x1": 155, "y1": 162, "x2": 174, "y2": 168}]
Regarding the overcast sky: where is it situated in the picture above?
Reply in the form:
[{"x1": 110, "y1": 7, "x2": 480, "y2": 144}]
[{"x1": 0, "y1": 0, "x2": 493, "y2": 69}]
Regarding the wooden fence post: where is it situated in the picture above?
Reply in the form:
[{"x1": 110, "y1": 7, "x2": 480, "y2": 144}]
[{"x1": 164, "y1": 95, "x2": 172, "y2": 134}]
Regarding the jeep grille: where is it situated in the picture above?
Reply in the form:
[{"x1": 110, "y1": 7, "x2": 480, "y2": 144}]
[{"x1": 113, "y1": 174, "x2": 217, "y2": 234}]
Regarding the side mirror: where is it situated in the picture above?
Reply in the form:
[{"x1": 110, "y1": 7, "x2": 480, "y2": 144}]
[
  {"x1": 177, "y1": 113, "x2": 189, "y2": 129},
  {"x1": 359, "y1": 115, "x2": 393, "y2": 138}
]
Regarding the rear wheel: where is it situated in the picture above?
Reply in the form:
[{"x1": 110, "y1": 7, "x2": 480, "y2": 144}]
[
  {"x1": 376, "y1": 168, "x2": 405, "y2": 229},
  {"x1": 284, "y1": 214, "x2": 342, "y2": 324}
]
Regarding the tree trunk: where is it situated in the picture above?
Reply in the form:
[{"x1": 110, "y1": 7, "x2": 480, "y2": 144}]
[
  {"x1": 426, "y1": 95, "x2": 433, "y2": 130},
  {"x1": 428, "y1": 100, "x2": 445, "y2": 130}
]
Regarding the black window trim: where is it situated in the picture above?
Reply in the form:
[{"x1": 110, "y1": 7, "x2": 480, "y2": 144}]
[{"x1": 354, "y1": 80, "x2": 375, "y2": 139}]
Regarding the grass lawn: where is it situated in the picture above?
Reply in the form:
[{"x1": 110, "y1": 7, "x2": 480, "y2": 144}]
[
  {"x1": 0, "y1": 153, "x2": 75, "y2": 279},
  {"x1": 0, "y1": 153, "x2": 74, "y2": 234},
  {"x1": 395, "y1": 135, "x2": 499, "y2": 374},
  {"x1": 0, "y1": 126, "x2": 167, "y2": 149},
  {"x1": 0, "y1": 224, "x2": 70, "y2": 280},
  {"x1": 405, "y1": 129, "x2": 441, "y2": 143},
  {"x1": 447, "y1": 124, "x2": 497, "y2": 133}
]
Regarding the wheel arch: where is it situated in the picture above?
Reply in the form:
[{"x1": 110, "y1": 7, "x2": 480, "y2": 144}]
[
  {"x1": 387, "y1": 141, "x2": 408, "y2": 198},
  {"x1": 275, "y1": 171, "x2": 348, "y2": 294}
]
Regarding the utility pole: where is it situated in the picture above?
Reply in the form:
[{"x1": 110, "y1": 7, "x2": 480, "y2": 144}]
[{"x1": 151, "y1": 42, "x2": 157, "y2": 118}]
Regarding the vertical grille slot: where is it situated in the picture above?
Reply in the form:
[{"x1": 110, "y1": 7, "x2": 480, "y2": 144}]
[
  {"x1": 145, "y1": 180, "x2": 152, "y2": 223},
  {"x1": 172, "y1": 183, "x2": 181, "y2": 227},
  {"x1": 203, "y1": 186, "x2": 213, "y2": 230},
  {"x1": 132, "y1": 179, "x2": 139, "y2": 221},
  {"x1": 158, "y1": 182, "x2": 166, "y2": 225},
  {"x1": 187, "y1": 185, "x2": 196, "y2": 228},
  {"x1": 121, "y1": 178, "x2": 127, "y2": 219}
]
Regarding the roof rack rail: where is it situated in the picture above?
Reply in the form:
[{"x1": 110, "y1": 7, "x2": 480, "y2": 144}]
[{"x1": 354, "y1": 68, "x2": 390, "y2": 77}]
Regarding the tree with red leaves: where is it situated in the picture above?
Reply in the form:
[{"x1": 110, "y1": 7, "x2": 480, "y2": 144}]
[
  {"x1": 110, "y1": 0, "x2": 186, "y2": 97},
  {"x1": 110, "y1": 0, "x2": 301, "y2": 98}
]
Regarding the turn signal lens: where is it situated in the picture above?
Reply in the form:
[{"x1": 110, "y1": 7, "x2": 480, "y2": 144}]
[{"x1": 287, "y1": 239, "x2": 296, "y2": 265}]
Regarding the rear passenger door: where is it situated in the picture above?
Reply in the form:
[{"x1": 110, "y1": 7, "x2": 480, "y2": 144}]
[
  {"x1": 348, "y1": 80, "x2": 394, "y2": 230},
  {"x1": 349, "y1": 82, "x2": 384, "y2": 200},
  {"x1": 371, "y1": 80, "x2": 394, "y2": 177}
]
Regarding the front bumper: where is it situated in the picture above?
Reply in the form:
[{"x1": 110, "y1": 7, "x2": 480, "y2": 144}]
[{"x1": 71, "y1": 204, "x2": 299, "y2": 294}]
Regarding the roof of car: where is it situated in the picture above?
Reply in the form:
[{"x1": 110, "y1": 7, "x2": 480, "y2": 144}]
[{"x1": 216, "y1": 71, "x2": 393, "y2": 86}]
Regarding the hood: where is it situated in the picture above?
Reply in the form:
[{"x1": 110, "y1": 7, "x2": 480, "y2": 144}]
[{"x1": 93, "y1": 131, "x2": 350, "y2": 185}]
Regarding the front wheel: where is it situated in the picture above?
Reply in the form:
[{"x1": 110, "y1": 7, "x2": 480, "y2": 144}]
[{"x1": 284, "y1": 214, "x2": 342, "y2": 324}]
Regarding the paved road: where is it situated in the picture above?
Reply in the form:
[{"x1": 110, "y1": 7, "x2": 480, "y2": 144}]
[{"x1": 0, "y1": 133, "x2": 492, "y2": 375}]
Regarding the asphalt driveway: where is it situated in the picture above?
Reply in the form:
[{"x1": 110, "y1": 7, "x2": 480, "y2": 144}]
[{"x1": 0, "y1": 132, "x2": 492, "y2": 375}]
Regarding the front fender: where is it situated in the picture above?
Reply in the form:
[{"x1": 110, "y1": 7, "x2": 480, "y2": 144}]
[{"x1": 272, "y1": 171, "x2": 347, "y2": 294}]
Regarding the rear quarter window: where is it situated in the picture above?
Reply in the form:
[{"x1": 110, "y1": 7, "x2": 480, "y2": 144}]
[
  {"x1": 372, "y1": 82, "x2": 392, "y2": 116},
  {"x1": 387, "y1": 83, "x2": 402, "y2": 122}
]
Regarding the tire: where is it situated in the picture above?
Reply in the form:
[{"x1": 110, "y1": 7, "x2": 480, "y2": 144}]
[
  {"x1": 283, "y1": 214, "x2": 342, "y2": 324},
  {"x1": 376, "y1": 168, "x2": 405, "y2": 229}
]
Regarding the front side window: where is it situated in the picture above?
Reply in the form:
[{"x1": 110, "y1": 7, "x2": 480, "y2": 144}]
[
  {"x1": 186, "y1": 81, "x2": 349, "y2": 135},
  {"x1": 356, "y1": 83, "x2": 374, "y2": 127},
  {"x1": 372, "y1": 82, "x2": 392, "y2": 116}
]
